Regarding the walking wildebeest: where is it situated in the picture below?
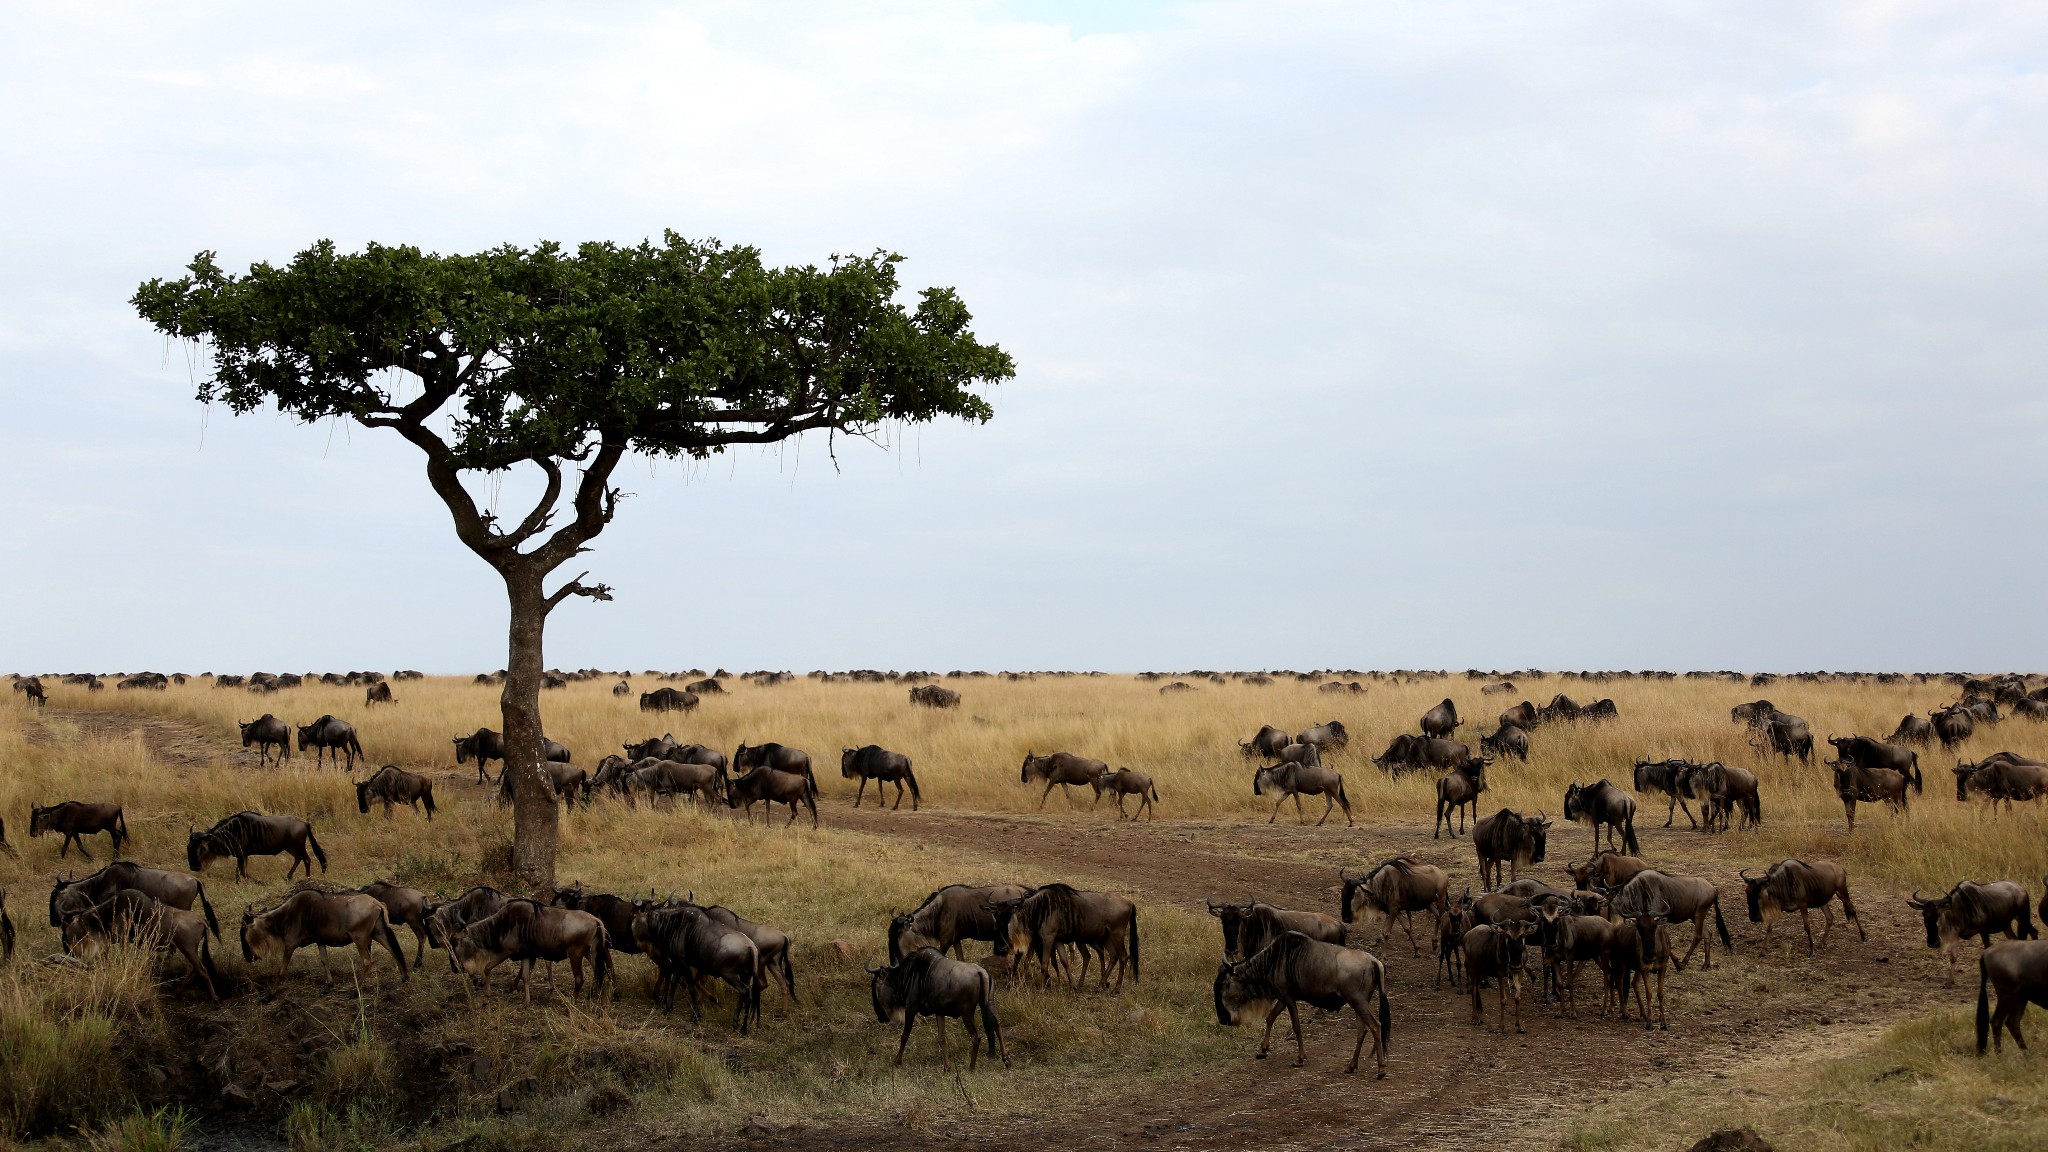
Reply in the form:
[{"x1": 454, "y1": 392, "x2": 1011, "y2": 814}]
[
  {"x1": 631, "y1": 902, "x2": 758, "y2": 1029},
  {"x1": 29, "y1": 801, "x2": 128, "y2": 859},
  {"x1": 612, "y1": 679, "x2": 631, "y2": 697},
  {"x1": 1569, "y1": 849, "x2": 1652, "y2": 893},
  {"x1": 60, "y1": 889, "x2": 220, "y2": 999},
  {"x1": 1420, "y1": 698, "x2": 1461, "y2": 739},
  {"x1": 1214, "y1": 932, "x2": 1390, "y2": 1076},
  {"x1": 1341, "y1": 856, "x2": 1449, "y2": 955},
  {"x1": 733, "y1": 742, "x2": 816, "y2": 793},
  {"x1": 549, "y1": 882, "x2": 644, "y2": 961},
  {"x1": 1563, "y1": 780, "x2": 1639, "y2": 856},
  {"x1": 1933, "y1": 705, "x2": 1976, "y2": 750},
  {"x1": 1479, "y1": 724, "x2": 1529, "y2": 762},
  {"x1": 355, "y1": 765, "x2": 436, "y2": 820},
  {"x1": 871, "y1": 947, "x2": 1009, "y2": 1070},
  {"x1": 358, "y1": 880, "x2": 431, "y2": 969},
  {"x1": 1252, "y1": 761, "x2": 1353, "y2": 826},
  {"x1": 992, "y1": 883, "x2": 1140, "y2": 992},
  {"x1": 1632, "y1": 758, "x2": 1703, "y2": 829},
  {"x1": 1207, "y1": 898, "x2": 1347, "y2": 961},
  {"x1": 1472, "y1": 809, "x2": 1549, "y2": 888},
  {"x1": 841, "y1": 745, "x2": 922, "y2": 810},
  {"x1": 727, "y1": 766, "x2": 819, "y2": 828},
  {"x1": 890, "y1": 884, "x2": 1032, "y2": 962},
  {"x1": 1091, "y1": 767, "x2": 1159, "y2": 820},
  {"x1": 1463, "y1": 921, "x2": 1529, "y2": 1034},
  {"x1": 640, "y1": 687, "x2": 697, "y2": 713},
  {"x1": 241, "y1": 887, "x2": 408, "y2": 993},
  {"x1": 1683, "y1": 761, "x2": 1762, "y2": 832},
  {"x1": 1239, "y1": 725, "x2": 1293, "y2": 760},
  {"x1": 1910, "y1": 881, "x2": 2037, "y2": 985},
  {"x1": 1610, "y1": 869, "x2": 1730, "y2": 969},
  {"x1": 1540, "y1": 693, "x2": 1583, "y2": 723},
  {"x1": 1297, "y1": 721, "x2": 1349, "y2": 752},
  {"x1": 239, "y1": 714, "x2": 291, "y2": 766},
  {"x1": 364, "y1": 681, "x2": 394, "y2": 706},
  {"x1": 452, "y1": 898, "x2": 609, "y2": 1004},
  {"x1": 1020, "y1": 751, "x2": 1107, "y2": 809},
  {"x1": 422, "y1": 886, "x2": 510, "y2": 972},
  {"x1": 1828, "y1": 735, "x2": 1920, "y2": 779},
  {"x1": 624, "y1": 758, "x2": 723, "y2": 807},
  {"x1": 698, "y1": 902, "x2": 797, "y2": 1005},
  {"x1": 1830, "y1": 758, "x2": 1915, "y2": 832},
  {"x1": 48, "y1": 861, "x2": 219, "y2": 940},
  {"x1": 188, "y1": 812, "x2": 326, "y2": 879},
  {"x1": 1731, "y1": 699, "x2": 1776, "y2": 727},
  {"x1": 1433, "y1": 759, "x2": 1487, "y2": 838},
  {"x1": 1977, "y1": 939, "x2": 2048, "y2": 1054},
  {"x1": 454, "y1": 727, "x2": 506, "y2": 782},
  {"x1": 296, "y1": 715, "x2": 363, "y2": 770},
  {"x1": 1954, "y1": 753, "x2": 2048, "y2": 809},
  {"x1": 1889, "y1": 713, "x2": 1935, "y2": 745}
]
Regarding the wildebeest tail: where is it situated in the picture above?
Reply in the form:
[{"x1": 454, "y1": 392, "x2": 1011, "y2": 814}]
[
  {"x1": 1338, "y1": 777, "x2": 1351, "y2": 810},
  {"x1": 905, "y1": 764, "x2": 921, "y2": 803},
  {"x1": 780, "y1": 949, "x2": 797, "y2": 1002},
  {"x1": 306, "y1": 826, "x2": 328, "y2": 872},
  {"x1": 977, "y1": 969, "x2": 1003, "y2": 1060},
  {"x1": 114, "y1": 810, "x2": 129, "y2": 851},
  {"x1": 1128, "y1": 909, "x2": 1141, "y2": 983},
  {"x1": 1376, "y1": 956, "x2": 1391, "y2": 1052},
  {"x1": 196, "y1": 882, "x2": 220, "y2": 939},
  {"x1": 199, "y1": 933, "x2": 222, "y2": 991},
  {"x1": 1621, "y1": 813, "x2": 1640, "y2": 857},
  {"x1": 1713, "y1": 893, "x2": 1731, "y2": 946},
  {"x1": 1748, "y1": 792, "x2": 1763, "y2": 827},
  {"x1": 378, "y1": 909, "x2": 409, "y2": 981},
  {"x1": 2016, "y1": 899, "x2": 2038, "y2": 941},
  {"x1": 1909, "y1": 761, "x2": 1923, "y2": 794},
  {"x1": 422, "y1": 785, "x2": 438, "y2": 818},
  {"x1": 1, "y1": 906, "x2": 13, "y2": 962},
  {"x1": 592, "y1": 924, "x2": 612, "y2": 994},
  {"x1": 1838, "y1": 882, "x2": 1859, "y2": 924},
  {"x1": 1977, "y1": 955, "x2": 1992, "y2": 1055}
]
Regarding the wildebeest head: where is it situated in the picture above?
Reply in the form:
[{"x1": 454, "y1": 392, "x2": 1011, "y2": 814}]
[
  {"x1": 239, "y1": 904, "x2": 262, "y2": 963},
  {"x1": 1907, "y1": 891, "x2": 1954, "y2": 949},
  {"x1": 1740, "y1": 868, "x2": 1774, "y2": 922},
  {"x1": 28, "y1": 806, "x2": 54, "y2": 837},
  {"x1": 841, "y1": 747, "x2": 859, "y2": 778},
  {"x1": 1018, "y1": 751, "x2": 1039, "y2": 783},
  {"x1": 451, "y1": 734, "x2": 471, "y2": 764},
  {"x1": 987, "y1": 895, "x2": 1029, "y2": 957},
  {"x1": 1562, "y1": 783, "x2": 1585, "y2": 823},
  {"x1": 238, "y1": 720, "x2": 256, "y2": 747},
  {"x1": 1521, "y1": 812, "x2": 1550, "y2": 864},
  {"x1": 185, "y1": 827, "x2": 207, "y2": 872},
  {"x1": 1206, "y1": 898, "x2": 1252, "y2": 958},
  {"x1": 355, "y1": 778, "x2": 371, "y2": 814}
]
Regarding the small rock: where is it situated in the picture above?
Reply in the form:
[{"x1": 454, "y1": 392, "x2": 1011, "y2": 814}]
[
  {"x1": 220, "y1": 1083, "x2": 253, "y2": 1105},
  {"x1": 1689, "y1": 1128, "x2": 1774, "y2": 1152},
  {"x1": 583, "y1": 1085, "x2": 630, "y2": 1116},
  {"x1": 831, "y1": 939, "x2": 858, "y2": 964},
  {"x1": 1128, "y1": 1008, "x2": 1150, "y2": 1026}
]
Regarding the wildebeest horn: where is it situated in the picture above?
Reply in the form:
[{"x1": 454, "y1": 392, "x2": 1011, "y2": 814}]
[
  {"x1": 1739, "y1": 869, "x2": 1755, "y2": 881},
  {"x1": 1908, "y1": 890, "x2": 1927, "y2": 907},
  {"x1": 1338, "y1": 867, "x2": 1361, "y2": 883},
  {"x1": 865, "y1": 963, "x2": 881, "y2": 974}
]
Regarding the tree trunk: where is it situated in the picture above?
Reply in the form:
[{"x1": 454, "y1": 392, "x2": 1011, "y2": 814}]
[{"x1": 500, "y1": 568, "x2": 558, "y2": 891}]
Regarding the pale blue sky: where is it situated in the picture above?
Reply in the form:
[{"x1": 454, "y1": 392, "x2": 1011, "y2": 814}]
[{"x1": 3, "y1": 2, "x2": 2045, "y2": 672}]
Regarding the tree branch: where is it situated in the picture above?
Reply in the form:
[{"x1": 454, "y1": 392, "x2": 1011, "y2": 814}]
[
  {"x1": 499, "y1": 457, "x2": 564, "y2": 545},
  {"x1": 544, "y1": 571, "x2": 614, "y2": 611}
]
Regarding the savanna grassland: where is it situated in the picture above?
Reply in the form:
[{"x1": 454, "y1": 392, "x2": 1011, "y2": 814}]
[{"x1": 3, "y1": 670, "x2": 2046, "y2": 1152}]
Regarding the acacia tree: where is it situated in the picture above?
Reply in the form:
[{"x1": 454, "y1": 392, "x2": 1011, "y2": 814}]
[{"x1": 134, "y1": 234, "x2": 1013, "y2": 887}]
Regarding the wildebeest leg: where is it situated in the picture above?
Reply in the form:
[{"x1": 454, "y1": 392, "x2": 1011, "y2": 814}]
[
  {"x1": 1317, "y1": 793, "x2": 1335, "y2": 827},
  {"x1": 1295, "y1": 793, "x2": 1308, "y2": 824},
  {"x1": 1039, "y1": 779, "x2": 1057, "y2": 810},
  {"x1": 934, "y1": 1014, "x2": 950, "y2": 1069},
  {"x1": 317, "y1": 944, "x2": 334, "y2": 984},
  {"x1": 1284, "y1": 1001, "x2": 1308, "y2": 1067},
  {"x1": 895, "y1": 1014, "x2": 917, "y2": 1065},
  {"x1": 1818, "y1": 905, "x2": 1836, "y2": 950},
  {"x1": 854, "y1": 778, "x2": 867, "y2": 808},
  {"x1": 1800, "y1": 908, "x2": 1816, "y2": 955},
  {"x1": 1255, "y1": 1000, "x2": 1286, "y2": 1058},
  {"x1": 1269, "y1": 795, "x2": 1287, "y2": 824}
]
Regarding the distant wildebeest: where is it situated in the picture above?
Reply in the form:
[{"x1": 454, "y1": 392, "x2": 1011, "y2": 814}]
[
  {"x1": 14, "y1": 677, "x2": 47, "y2": 707},
  {"x1": 364, "y1": 681, "x2": 394, "y2": 706},
  {"x1": 239, "y1": 714, "x2": 292, "y2": 766},
  {"x1": 1479, "y1": 724, "x2": 1528, "y2": 762},
  {"x1": 296, "y1": 714, "x2": 363, "y2": 770},
  {"x1": 454, "y1": 727, "x2": 506, "y2": 782},
  {"x1": 241, "y1": 887, "x2": 408, "y2": 993},
  {"x1": 686, "y1": 677, "x2": 724, "y2": 695},
  {"x1": 870, "y1": 947, "x2": 1009, "y2": 1070},
  {"x1": 452, "y1": 899, "x2": 609, "y2": 1005},
  {"x1": 1463, "y1": 920, "x2": 1530, "y2": 1033},
  {"x1": 1340, "y1": 856, "x2": 1449, "y2": 955},
  {"x1": 992, "y1": 883, "x2": 1140, "y2": 992},
  {"x1": 1682, "y1": 760, "x2": 1762, "y2": 832},
  {"x1": 2015, "y1": 698, "x2": 2048, "y2": 721},
  {"x1": 1296, "y1": 721, "x2": 1349, "y2": 752},
  {"x1": 1954, "y1": 753, "x2": 2048, "y2": 810},
  {"x1": 1420, "y1": 698, "x2": 1461, "y2": 738},
  {"x1": 631, "y1": 902, "x2": 758, "y2": 1029},
  {"x1": 841, "y1": 745, "x2": 922, "y2": 810},
  {"x1": 611, "y1": 679, "x2": 631, "y2": 696},
  {"x1": 1730, "y1": 699, "x2": 1776, "y2": 727},
  {"x1": 1563, "y1": 780, "x2": 1639, "y2": 855},
  {"x1": 909, "y1": 684, "x2": 961, "y2": 709},
  {"x1": 1020, "y1": 751, "x2": 1107, "y2": 809},
  {"x1": 1207, "y1": 898, "x2": 1347, "y2": 962},
  {"x1": 1481, "y1": 680, "x2": 1515, "y2": 695},
  {"x1": 1742, "y1": 858, "x2": 1863, "y2": 956},
  {"x1": 1159, "y1": 681, "x2": 1196, "y2": 694},
  {"x1": 1539, "y1": 693, "x2": 1583, "y2": 723},
  {"x1": 60, "y1": 889, "x2": 220, "y2": 999},
  {"x1": 358, "y1": 880, "x2": 431, "y2": 969},
  {"x1": 1498, "y1": 700, "x2": 1537, "y2": 732},
  {"x1": 355, "y1": 765, "x2": 436, "y2": 820},
  {"x1": 1829, "y1": 757, "x2": 1917, "y2": 832},
  {"x1": 1977, "y1": 939, "x2": 2048, "y2": 1054},
  {"x1": 1252, "y1": 761, "x2": 1353, "y2": 826},
  {"x1": 1911, "y1": 881, "x2": 2037, "y2": 986},
  {"x1": 29, "y1": 801, "x2": 128, "y2": 859},
  {"x1": 1889, "y1": 713, "x2": 1935, "y2": 745},
  {"x1": 1433, "y1": 759, "x2": 1487, "y2": 838},
  {"x1": 187, "y1": 811, "x2": 326, "y2": 879},
  {"x1": 422, "y1": 886, "x2": 510, "y2": 971},
  {"x1": 1609, "y1": 869, "x2": 1730, "y2": 970},
  {"x1": 890, "y1": 884, "x2": 1032, "y2": 962},
  {"x1": 1932, "y1": 705, "x2": 1976, "y2": 750},
  {"x1": 48, "y1": 861, "x2": 219, "y2": 940},
  {"x1": 1471, "y1": 809, "x2": 1549, "y2": 888},
  {"x1": 1091, "y1": 767, "x2": 1159, "y2": 820},
  {"x1": 727, "y1": 766, "x2": 819, "y2": 828},
  {"x1": 1581, "y1": 698, "x2": 1619, "y2": 722},
  {"x1": 1214, "y1": 932, "x2": 1390, "y2": 1075},
  {"x1": 639, "y1": 687, "x2": 697, "y2": 714},
  {"x1": 1633, "y1": 758, "x2": 1703, "y2": 829}
]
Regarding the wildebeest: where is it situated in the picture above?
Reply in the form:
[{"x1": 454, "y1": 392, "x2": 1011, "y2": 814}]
[
  {"x1": 1020, "y1": 750, "x2": 1107, "y2": 808},
  {"x1": 357, "y1": 881, "x2": 431, "y2": 968},
  {"x1": 355, "y1": 765, "x2": 436, "y2": 820},
  {"x1": 890, "y1": 884, "x2": 1032, "y2": 962},
  {"x1": 454, "y1": 727, "x2": 506, "y2": 782},
  {"x1": 241, "y1": 887, "x2": 408, "y2": 993},
  {"x1": 1828, "y1": 735, "x2": 1919, "y2": 779},
  {"x1": 1433, "y1": 759, "x2": 1487, "y2": 838},
  {"x1": 1539, "y1": 693, "x2": 1583, "y2": 723},
  {"x1": 422, "y1": 885, "x2": 510, "y2": 970},
  {"x1": 1581, "y1": 698, "x2": 1619, "y2": 722},
  {"x1": 992, "y1": 883, "x2": 1140, "y2": 992},
  {"x1": 909, "y1": 684, "x2": 961, "y2": 709},
  {"x1": 61, "y1": 889, "x2": 220, "y2": 999},
  {"x1": 0, "y1": 889, "x2": 13, "y2": 961},
  {"x1": 611, "y1": 679, "x2": 631, "y2": 696},
  {"x1": 1830, "y1": 758, "x2": 1915, "y2": 832},
  {"x1": 1910, "y1": 881, "x2": 2037, "y2": 985},
  {"x1": 733, "y1": 742, "x2": 816, "y2": 794},
  {"x1": 1239, "y1": 725, "x2": 1294, "y2": 760},
  {"x1": 48, "y1": 861, "x2": 219, "y2": 940},
  {"x1": 15, "y1": 677, "x2": 47, "y2": 707},
  {"x1": 1091, "y1": 767, "x2": 1159, "y2": 820},
  {"x1": 1498, "y1": 700, "x2": 1538, "y2": 732},
  {"x1": 1730, "y1": 699, "x2": 1776, "y2": 726},
  {"x1": 1683, "y1": 761, "x2": 1762, "y2": 832},
  {"x1": 727, "y1": 766, "x2": 819, "y2": 828},
  {"x1": 1563, "y1": 780, "x2": 1639, "y2": 855},
  {"x1": 1954, "y1": 753, "x2": 2048, "y2": 809},
  {"x1": 1340, "y1": 856, "x2": 1449, "y2": 955},
  {"x1": 1207, "y1": 898, "x2": 1347, "y2": 961},
  {"x1": 1534, "y1": 899, "x2": 1624, "y2": 1018},
  {"x1": 29, "y1": 801, "x2": 128, "y2": 859},
  {"x1": 1889, "y1": 713, "x2": 1935, "y2": 745},
  {"x1": 452, "y1": 898, "x2": 609, "y2": 1004},
  {"x1": 631, "y1": 902, "x2": 758, "y2": 1029},
  {"x1": 364, "y1": 681, "x2": 394, "y2": 706},
  {"x1": 640, "y1": 687, "x2": 697, "y2": 713},
  {"x1": 1632, "y1": 758, "x2": 1703, "y2": 829},
  {"x1": 1759, "y1": 712, "x2": 1814, "y2": 764},
  {"x1": 1463, "y1": 921, "x2": 1529, "y2": 1033},
  {"x1": 1479, "y1": 724, "x2": 1529, "y2": 762},
  {"x1": 841, "y1": 745, "x2": 922, "y2": 810},
  {"x1": 1297, "y1": 721, "x2": 1349, "y2": 752},
  {"x1": 871, "y1": 947, "x2": 1008, "y2": 1070},
  {"x1": 698, "y1": 902, "x2": 797, "y2": 1005},
  {"x1": 1610, "y1": 869, "x2": 1730, "y2": 970},
  {"x1": 1932, "y1": 705, "x2": 1976, "y2": 750},
  {"x1": 239, "y1": 714, "x2": 292, "y2": 766},
  {"x1": 1371, "y1": 733, "x2": 1426, "y2": 776},
  {"x1": 624, "y1": 758, "x2": 724, "y2": 806},
  {"x1": 1420, "y1": 698, "x2": 1461, "y2": 739},
  {"x1": 1252, "y1": 761, "x2": 1353, "y2": 826},
  {"x1": 1471, "y1": 809, "x2": 1549, "y2": 888},
  {"x1": 187, "y1": 812, "x2": 326, "y2": 879},
  {"x1": 1977, "y1": 939, "x2": 2048, "y2": 1054},
  {"x1": 1611, "y1": 902, "x2": 1673, "y2": 1030},
  {"x1": 296, "y1": 715, "x2": 363, "y2": 770},
  {"x1": 1568, "y1": 849, "x2": 1653, "y2": 893},
  {"x1": 1214, "y1": 932, "x2": 1390, "y2": 1075},
  {"x1": 548, "y1": 882, "x2": 645, "y2": 964}
]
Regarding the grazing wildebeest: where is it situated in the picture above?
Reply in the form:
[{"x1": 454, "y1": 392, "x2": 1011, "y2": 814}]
[
  {"x1": 1889, "y1": 713, "x2": 1935, "y2": 745},
  {"x1": 871, "y1": 947, "x2": 1009, "y2": 1070},
  {"x1": 296, "y1": 715, "x2": 363, "y2": 770},
  {"x1": 452, "y1": 899, "x2": 609, "y2": 1004},
  {"x1": 1977, "y1": 939, "x2": 2048, "y2": 1054},
  {"x1": 1830, "y1": 758, "x2": 1915, "y2": 832},
  {"x1": 1479, "y1": 724, "x2": 1529, "y2": 762},
  {"x1": 1610, "y1": 869, "x2": 1730, "y2": 970},
  {"x1": 1252, "y1": 761, "x2": 1353, "y2": 826},
  {"x1": 699, "y1": 903, "x2": 797, "y2": 1005},
  {"x1": 1420, "y1": 698, "x2": 1461, "y2": 739},
  {"x1": 2015, "y1": 698, "x2": 2048, "y2": 721},
  {"x1": 29, "y1": 801, "x2": 128, "y2": 860},
  {"x1": 1633, "y1": 758, "x2": 1703, "y2": 829},
  {"x1": 1933, "y1": 705, "x2": 1976, "y2": 750},
  {"x1": 187, "y1": 812, "x2": 326, "y2": 879},
  {"x1": 727, "y1": 766, "x2": 818, "y2": 828},
  {"x1": 625, "y1": 758, "x2": 723, "y2": 806},
  {"x1": 1371, "y1": 733, "x2": 1426, "y2": 776},
  {"x1": 992, "y1": 883, "x2": 1140, "y2": 992},
  {"x1": 1569, "y1": 849, "x2": 1652, "y2": 893},
  {"x1": 909, "y1": 684, "x2": 961, "y2": 709},
  {"x1": 1091, "y1": 767, "x2": 1159, "y2": 820},
  {"x1": 1463, "y1": 921, "x2": 1529, "y2": 1033},
  {"x1": 355, "y1": 765, "x2": 436, "y2": 820},
  {"x1": 1758, "y1": 712, "x2": 1814, "y2": 764},
  {"x1": 640, "y1": 687, "x2": 697, "y2": 714},
  {"x1": 612, "y1": 679, "x2": 631, "y2": 696},
  {"x1": 1611, "y1": 902, "x2": 1673, "y2": 1030},
  {"x1": 549, "y1": 882, "x2": 644, "y2": 960},
  {"x1": 239, "y1": 714, "x2": 292, "y2": 766},
  {"x1": 1540, "y1": 693, "x2": 1583, "y2": 723},
  {"x1": 1020, "y1": 751, "x2": 1107, "y2": 809},
  {"x1": 1471, "y1": 809, "x2": 1549, "y2": 888},
  {"x1": 454, "y1": 727, "x2": 506, "y2": 782},
  {"x1": 1683, "y1": 761, "x2": 1763, "y2": 832},
  {"x1": 1498, "y1": 701, "x2": 1538, "y2": 732},
  {"x1": 622, "y1": 733, "x2": 679, "y2": 762},
  {"x1": 1214, "y1": 932, "x2": 1390, "y2": 1076},
  {"x1": 1910, "y1": 881, "x2": 2037, "y2": 985},
  {"x1": 364, "y1": 681, "x2": 394, "y2": 706},
  {"x1": 1954, "y1": 753, "x2": 2048, "y2": 809},
  {"x1": 1297, "y1": 721, "x2": 1349, "y2": 752},
  {"x1": 631, "y1": 902, "x2": 758, "y2": 1029},
  {"x1": 61, "y1": 890, "x2": 220, "y2": 999},
  {"x1": 1433, "y1": 759, "x2": 1487, "y2": 838},
  {"x1": 1481, "y1": 680, "x2": 1515, "y2": 695},
  {"x1": 1340, "y1": 856, "x2": 1449, "y2": 955},
  {"x1": 1412, "y1": 738, "x2": 1477, "y2": 773},
  {"x1": 15, "y1": 677, "x2": 47, "y2": 707},
  {"x1": 1239, "y1": 725, "x2": 1293, "y2": 760},
  {"x1": 422, "y1": 885, "x2": 510, "y2": 970},
  {"x1": 241, "y1": 888, "x2": 408, "y2": 993},
  {"x1": 1581, "y1": 698, "x2": 1619, "y2": 722},
  {"x1": 890, "y1": 884, "x2": 1032, "y2": 962},
  {"x1": 1563, "y1": 780, "x2": 1639, "y2": 855},
  {"x1": 48, "y1": 862, "x2": 219, "y2": 940},
  {"x1": 1207, "y1": 898, "x2": 1347, "y2": 961},
  {"x1": 358, "y1": 881, "x2": 430, "y2": 968},
  {"x1": 841, "y1": 745, "x2": 922, "y2": 810},
  {"x1": 1731, "y1": 699, "x2": 1776, "y2": 726}
]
